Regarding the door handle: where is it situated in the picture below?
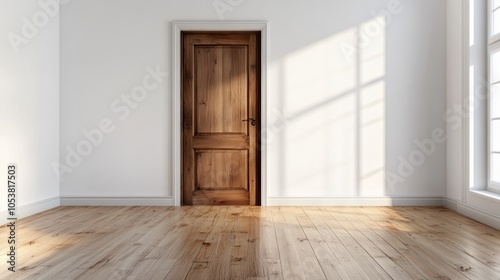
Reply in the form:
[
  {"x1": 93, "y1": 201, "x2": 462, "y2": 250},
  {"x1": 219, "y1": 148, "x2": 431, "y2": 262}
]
[{"x1": 242, "y1": 118, "x2": 257, "y2": 126}]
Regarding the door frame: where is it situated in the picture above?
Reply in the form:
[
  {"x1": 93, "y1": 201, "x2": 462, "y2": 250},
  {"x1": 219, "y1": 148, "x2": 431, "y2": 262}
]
[{"x1": 172, "y1": 21, "x2": 269, "y2": 206}]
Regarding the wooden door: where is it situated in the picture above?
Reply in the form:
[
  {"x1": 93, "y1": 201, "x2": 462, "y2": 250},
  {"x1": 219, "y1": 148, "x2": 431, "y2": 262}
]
[{"x1": 182, "y1": 32, "x2": 260, "y2": 205}]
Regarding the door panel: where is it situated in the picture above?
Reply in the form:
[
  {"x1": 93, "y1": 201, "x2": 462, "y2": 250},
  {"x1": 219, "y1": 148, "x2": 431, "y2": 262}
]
[
  {"x1": 195, "y1": 150, "x2": 248, "y2": 190},
  {"x1": 182, "y1": 32, "x2": 259, "y2": 205},
  {"x1": 195, "y1": 46, "x2": 248, "y2": 134}
]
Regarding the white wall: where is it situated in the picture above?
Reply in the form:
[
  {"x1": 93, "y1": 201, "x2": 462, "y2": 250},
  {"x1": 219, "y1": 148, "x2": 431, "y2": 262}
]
[
  {"x1": 0, "y1": 0, "x2": 60, "y2": 217},
  {"x1": 59, "y1": 0, "x2": 447, "y2": 204}
]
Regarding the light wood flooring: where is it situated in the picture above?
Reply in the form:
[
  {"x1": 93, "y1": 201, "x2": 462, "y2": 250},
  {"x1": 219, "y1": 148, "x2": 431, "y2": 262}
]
[{"x1": 0, "y1": 206, "x2": 499, "y2": 279}]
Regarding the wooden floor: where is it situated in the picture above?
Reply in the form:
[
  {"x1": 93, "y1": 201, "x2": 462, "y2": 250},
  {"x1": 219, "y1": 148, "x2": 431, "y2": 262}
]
[{"x1": 1, "y1": 206, "x2": 499, "y2": 279}]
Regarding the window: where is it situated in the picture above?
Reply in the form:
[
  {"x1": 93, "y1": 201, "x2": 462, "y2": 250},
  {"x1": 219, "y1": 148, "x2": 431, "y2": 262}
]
[{"x1": 488, "y1": 0, "x2": 500, "y2": 192}]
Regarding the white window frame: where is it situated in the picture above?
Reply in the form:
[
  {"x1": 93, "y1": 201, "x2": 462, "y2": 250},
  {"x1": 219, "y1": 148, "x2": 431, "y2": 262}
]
[
  {"x1": 489, "y1": 0, "x2": 500, "y2": 43},
  {"x1": 488, "y1": 0, "x2": 500, "y2": 193},
  {"x1": 459, "y1": 0, "x2": 500, "y2": 231}
]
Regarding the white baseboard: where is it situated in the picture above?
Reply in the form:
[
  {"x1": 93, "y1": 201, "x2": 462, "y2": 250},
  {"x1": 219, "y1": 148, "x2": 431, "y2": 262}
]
[
  {"x1": 442, "y1": 197, "x2": 459, "y2": 211},
  {"x1": 1, "y1": 196, "x2": 60, "y2": 222},
  {"x1": 443, "y1": 197, "x2": 500, "y2": 230},
  {"x1": 267, "y1": 196, "x2": 444, "y2": 206},
  {"x1": 60, "y1": 196, "x2": 174, "y2": 206}
]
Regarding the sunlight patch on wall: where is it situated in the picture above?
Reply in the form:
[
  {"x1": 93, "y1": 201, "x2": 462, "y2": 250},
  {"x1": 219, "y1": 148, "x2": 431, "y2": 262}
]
[
  {"x1": 270, "y1": 16, "x2": 386, "y2": 197},
  {"x1": 359, "y1": 17, "x2": 386, "y2": 196},
  {"x1": 283, "y1": 28, "x2": 357, "y2": 116},
  {"x1": 360, "y1": 81, "x2": 386, "y2": 195}
]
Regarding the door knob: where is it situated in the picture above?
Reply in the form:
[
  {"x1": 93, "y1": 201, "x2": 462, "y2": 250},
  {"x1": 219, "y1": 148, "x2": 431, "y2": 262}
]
[{"x1": 242, "y1": 118, "x2": 257, "y2": 126}]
